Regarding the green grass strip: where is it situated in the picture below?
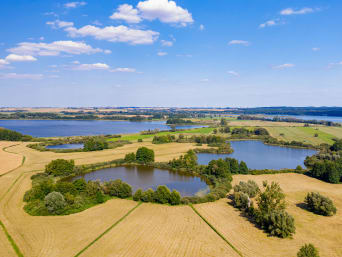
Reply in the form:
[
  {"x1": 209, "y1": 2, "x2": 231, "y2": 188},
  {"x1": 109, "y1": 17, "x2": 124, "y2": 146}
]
[
  {"x1": 0, "y1": 220, "x2": 24, "y2": 257},
  {"x1": 190, "y1": 204, "x2": 243, "y2": 257},
  {"x1": 74, "y1": 202, "x2": 142, "y2": 257}
]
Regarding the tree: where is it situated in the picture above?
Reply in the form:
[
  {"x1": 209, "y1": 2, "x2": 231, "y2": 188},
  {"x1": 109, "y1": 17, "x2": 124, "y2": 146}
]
[
  {"x1": 233, "y1": 192, "x2": 250, "y2": 210},
  {"x1": 257, "y1": 181, "x2": 286, "y2": 214},
  {"x1": 124, "y1": 152, "x2": 136, "y2": 163},
  {"x1": 83, "y1": 138, "x2": 108, "y2": 151},
  {"x1": 154, "y1": 185, "x2": 171, "y2": 204},
  {"x1": 239, "y1": 161, "x2": 249, "y2": 174},
  {"x1": 141, "y1": 188, "x2": 154, "y2": 202},
  {"x1": 95, "y1": 191, "x2": 105, "y2": 203},
  {"x1": 45, "y1": 159, "x2": 75, "y2": 176},
  {"x1": 170, "y1": 190, "x2": 181, "y2": 205},
  {"x1": 297, "y1": 244, "x2": 320, "y2": 257},
  {"x1": 266, "y1": 210, "x2": 295, "y2": 238},
  {"x1": 44, "y1": 192, "x2": 67, "y2": 214},
  {"x1": 330, "y1": 139, "x2": 342, "y2": 151},
  {"x1": 136, "y1": 147, "x2": 155, "y2": 163},
  {"x1": 226, "y1": 158, "x2": 239, "y2": 174},
  {"x1": 304, "y1": 192, "x2": 337, "y2": 216},
  {"x1": 133, "y1": 189, "x2": 143, "y2": 201},
  {"x1": 233, "y1": 180, "x2": 259, "y2": 198},
  {"x1": 206, "y1": 159, "x2": 231, "y2": 179},
  {"x1": 73, "y1": 178, "x2": 87, "y2": 192},
  {"x1": 55, "y1": 181, "x2": 77, "y2": 195}
]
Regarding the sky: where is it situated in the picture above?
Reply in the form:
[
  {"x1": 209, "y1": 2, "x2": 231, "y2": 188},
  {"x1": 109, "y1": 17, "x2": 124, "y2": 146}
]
[{"x1": 0, "y1": 0, "x2": 341, "y2": 107}]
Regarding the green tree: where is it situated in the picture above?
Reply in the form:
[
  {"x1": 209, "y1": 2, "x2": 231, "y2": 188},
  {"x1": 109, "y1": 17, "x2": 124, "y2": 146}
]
[
  {"x1": 226, "y1": 158, "x2": 239, "y2": 174},
  {"x1": 257, "y1": 181, "x2": 286, "y2": 215},
  {"x1": 133, "y1": 189, "x2": 143, "y2": 201},
  {"x1": 136, "y1": 147, "x2": 155, "y2": 163},
  {"x1": 297, "y1": 244, "x2": 320, "y2": 257},
  {"x1": 304, "y1": 192, "x2": 337, "y2": 216},
  {"x1": 73, "y1": 178, "x2": 87, "y2": 192},
  {"x1": 330, "y1": 139, "x2": 342, "y2": 151},
  {"x1": 83, "y1": 137, "x2": 108, "y2": 151},
  {"x1": 141, "y1": 188, "x2": 154, "y2": 202},
  {"x1": 95, "y1": 191, "x2": 105, "y2": 203},
  {"x1": 170, "y1": 190, "x2": 181, "y2": 205},
  {"x1": 154, "y1": 185, "x2": 171, "y2": 204},
  {"x1": 124, "y1": 152, "x2": 136, "y2": 163},
  {"x1": 206, "y1": 159, "x2": 232, "y2": 179},
  {"x1": 239, "y1": 161, "x2": 249, "y2": 174},
  {"x1": 44, "y1": 192, "x2": 67, "y2": 214},
  {"x1": 45, "y1": 159, "x2": 75, "y2": 176},
  {"x1": 266, "y1": 210, "x2": 296, "y2": 238}
]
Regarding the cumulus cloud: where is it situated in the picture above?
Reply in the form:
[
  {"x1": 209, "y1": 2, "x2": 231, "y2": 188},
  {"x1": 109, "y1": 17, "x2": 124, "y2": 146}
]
[
  {"x1": 227, "y1": 70, "x2": 240, "y2": 77},
  {"x1": 110, "y1": 4, "x2": 142, "y2": 23},
  {"x1": 5, "y1": 54, "x2": 37, "y2": 62},
  {"x1": 8, "y1": 41, "x2": 103, "y2": 56},
  {"x1": 160, "y1": 40, "x2": 173, "y2": 47},
  {"x1": 273, "y1": 63, "x2": 295, "y2": 70},
  {"x1": 73, "y1": 63, "x2": 110, "y2": 70},
  {"x1": 64, "y1": 2, "x2": 87, "y2": 9},
  {"x1": 200, "y1": 78, "x2": 209, "y2": 82},
  {"x1": 65, "y1": 25, "x2": 159, "y2": 45},
  {"x1": 137, "y1": 0, "x2": 193, "y2": 26},
  {"x1": 280, "y1": 7, "x2": 315, "y2": 15},
  {"x1": 157, "y1": 51, "x2": 167, "y2": 56},
  {"x1": 312, "y1": 47, "x2": 320, "y2": 51},
  {"x1": 0, "y1": 73, "x2": 43, "y2": 79},
  {"x1": 328, "y1": 61, "x2": 342, "y2": 69},
  {"x1": 228, "y1": 40, "x2": 250, "y2": 46},
  {"x1": 259, "y1": 20, "x2": 278, "y2": 28},
  {"x1": 110, "y1": 67, "x2": 136, "y2": 72},
  {"x1": 47, "y1": 20, "x2": 74, "y2": 29}
]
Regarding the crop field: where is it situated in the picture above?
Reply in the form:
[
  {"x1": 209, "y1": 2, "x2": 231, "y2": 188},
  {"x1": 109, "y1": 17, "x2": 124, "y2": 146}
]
[
  {"x1": 0, "y1": 142, "x2": 23, "y2": 176},
  {"x1": 195, "y1": 173, "x2": 342, "y2": 257},
  {"x1": 228, "y1": 120, "x2": 305, "y2": 127}
]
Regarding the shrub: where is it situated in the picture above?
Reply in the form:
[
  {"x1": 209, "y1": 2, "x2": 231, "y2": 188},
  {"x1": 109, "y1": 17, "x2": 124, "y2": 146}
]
[
  {"x1": 154, "y1": 185, "x2": 171, "y2": 204},
  {"x1": 136, "y1": 147, "x2": 155, "y2": 163},
  {"x1": 86, "y1": 181, "x2": 102, "y2": 197},
  {"x1": 297, "y1": 244, "x2": 320, "y2": 257},
  {"x1": 45, "y1": 159, "x2": 75, "y2": 176},
  {"x1": 133, "y1": 189, "x2": 143, "y2": 201},
  {"x1": 264, "y1": 210, "x2": 296, "y2": 238},
  {"x1": 206, "y1": 159, "x2": 231, "y2": 179},
  {"x1": 104, "y1": 179, "x2": 132, "y2": 198},
  {"x1": 124, "y1": 152, "x2": 136, "y2": 163},
  {"x1": 44, "y1": 192, "x2": 67, "y2": 214},
  {"x1": 55, "y1": 181, "x2": 77, "y2": 196},
  {"x1": 257, "y1": 181, "x2": 286, "y2": 214},
  {"x1": 141, "y1": 188, "x2": 154, "y2": 202},
  {"x1": 233, "y1": 192, "x2": 250, "y2": 210},
  {"x1": 233, "y1": 180, "x2": 259, "y2": 198},
  {"x1": 83, "y1": 138, "x2": 108, "y2": 151},
  {"x1": 239, "y1": 161, "x2": 249, "y2": 174},
  {"x1": 304, "y1": 192, "x2": 337, "y2": 216},
  {"x1": 96, "y1": 191, "x2": 105, "y2": 203},
  {"x1": 138, "y1": 138, "x2": 143, "y2": 142},
  {"x1": 170, "y1": 190, "x2": 181, "y2": 205},
  {"x1": 64, "y1": 192, "x2": 75, "y2": 204},
  {"x1": 73, "y1": 178, "x2": 87, "y2": 192}
]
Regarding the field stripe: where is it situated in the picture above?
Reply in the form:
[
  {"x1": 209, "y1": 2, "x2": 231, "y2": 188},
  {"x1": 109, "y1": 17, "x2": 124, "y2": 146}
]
[
  {"x1": 190, "y1": 204, "x2": 243, "y2": 257},
  {"x1": 0, "y1": 220, "x2": 24, "y2": 257},
  {"x1": 0, "y1": 143, "x2": 26, "y2": 177},
  {"x1": 74, "y1": 202, "x2": 142, "y2": 257}
]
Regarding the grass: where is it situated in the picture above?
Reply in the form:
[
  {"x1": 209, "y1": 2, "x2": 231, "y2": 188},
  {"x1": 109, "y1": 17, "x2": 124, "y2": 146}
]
[
  {"x1": 74, "y1": 202, "x2": 142, "y2": 257},
  {"x1": 297, "y1": 127, "x2": 336, "y2": 144},
  {"x1": 0, "y1": 220, "x2": 24, "y2": 257},
  {"x1": 190, "y1": 204, "x2": 243, "y2": 257}
]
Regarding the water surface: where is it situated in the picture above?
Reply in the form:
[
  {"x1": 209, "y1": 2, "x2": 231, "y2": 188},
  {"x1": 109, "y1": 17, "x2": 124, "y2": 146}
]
[
  {"x1": 197, "y1": 140, "x2": 316, "y2": 170},
  {"x1": 0, "y1": 120, "x2": 203, "y2": 137},
  {"x1": 46, "y1": 144, "x2": 84, "y2": 149},
  {"x1": 72, "y1": 166, "x2": 209, "y2": 197}
]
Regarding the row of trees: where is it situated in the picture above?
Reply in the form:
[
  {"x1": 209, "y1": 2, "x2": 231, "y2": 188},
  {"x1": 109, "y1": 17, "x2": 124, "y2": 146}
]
[
  {"x1": 133, "y1": 186, "x2": 181, "y2": 205},
  {"x1": 124, "y1": 147, "x2": 155, "y2": 164},
  {"x1": 0, "y1": 128, "x2": 32, "y2": 141},
  {"x1": 83, "y1": 138, "x2": 109, "y2": 151}
]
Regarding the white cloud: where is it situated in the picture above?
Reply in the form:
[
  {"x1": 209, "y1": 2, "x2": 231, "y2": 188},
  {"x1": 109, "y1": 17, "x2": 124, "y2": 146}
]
[
  {"x1": 176, "y1": 54, "x2": 192, "y2": 58},
  {"x1": 8, "y1": 41, "x2": 103, "y2": 56},
  {"x1": 73, "y1": 63, "x2": 110, "y2": 70},
  {"x1": 0, "y1": 73, "x2": 43, "y2": 79},
  {"x1": 5, "y1": 54, "x2": 37, "y2": 62},
  {"x1": 200, "y1": 78, "x2": 209, "y2": 82},
  {"x1": 199, "y1": 24, "x2": 205, "y2": 31},
  {"x1": 111, "y1": 67, "x2": 136, "y2": 72},
  {"x1": 312, "y1": 47, "x2": 320, "y2": 51},
  {"x1": 65, "y1": 25, "x2": 159, "y2": 45},
  {"x1": 157, "y1": 51, "x2": 167, "y2": 56},
  {"x1": 92, "y1": 20, "x2": 102, "y2": 26},
  {"x1": 328, "y1": 61, "x2": 342, "y2": 69},
  {"x1": 280, "y1": 7, "x2": 315, "y2": 15},
  {"x1": 259, "y1": 20, "x2": 277, "y2": 28},
  {"x1": 161, "y1": 40, "x2": 173, "y2": 47},
  {"x1": 47, "y1": 20, "x2": 74, "y2": 29},
  {"x1": 64, "y1": 2, "x2": 87, "y2": 9},
  {"x1": 110, "y1": 4, "x2": 142, "y2": 23},
  {"x1": 104, "y1": 49, "x2": 112, "y2": 54},
  {"x1": 228, "y1": 40, "x2": 250, "y2": 46},
  {"x1": 137, "y1": 0, "x2": 193, "y2": 26},
  {"x1": 227, "y1": 70, "x2": 240, "y2": 77},
  {"x1": 273, "y1": 63, "x2": 295, "y2": 70}
]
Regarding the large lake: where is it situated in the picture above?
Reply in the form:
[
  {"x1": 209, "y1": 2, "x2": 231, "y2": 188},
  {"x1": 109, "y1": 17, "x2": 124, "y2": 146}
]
[
  {"x1": 72, "y1": 166, "x2": 209, "y2": 197},
  {"x1": 197, "y1": 140, "x2": 316, "y2": 170},
  {"x1": 0, "y1": 120, "x2": 203, "y2": 137},
  {"x1": 266, "y1": 115, "x2": 342, "y2": 123}
]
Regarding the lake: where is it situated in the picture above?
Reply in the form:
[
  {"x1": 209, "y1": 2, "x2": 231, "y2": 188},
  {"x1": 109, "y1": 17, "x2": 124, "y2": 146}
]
[
  {"x1": 266, "y1": 115, "x2": 342, "y2": 123},
  {"x1": 72, "y1": 166, "x2": 209, "y2": 197},
  {"x1": 197, "y1": 140, "x2": 316, "y2": 170},
  {"x1": 46, "y1": 144, "x2": 84, "y2": 149},
  {"x1": 0, "y1": 120, "x2": 203, "y2": 137}
]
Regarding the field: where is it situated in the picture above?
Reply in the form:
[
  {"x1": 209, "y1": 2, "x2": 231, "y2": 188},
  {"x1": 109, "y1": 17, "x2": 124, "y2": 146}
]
[
  {"x1": 196, "y1": 173, "x2": 342, "y2": 257},
  {"x1": 0, "y1": 142, "x2": 23, "y2": 176}
]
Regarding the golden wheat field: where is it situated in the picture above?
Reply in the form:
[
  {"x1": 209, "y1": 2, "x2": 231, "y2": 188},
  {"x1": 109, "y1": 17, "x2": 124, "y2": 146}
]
[
  {"x1": 196, "y1": 173, "x2": 342, "y2": 257},
  {"x1": 0, "y1": 142, "x2": 23, "y2": 175}
]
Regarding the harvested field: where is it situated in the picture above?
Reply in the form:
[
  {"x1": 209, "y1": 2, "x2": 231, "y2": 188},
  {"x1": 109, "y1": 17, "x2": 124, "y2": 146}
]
[
  {"x1": 0, "y1": 223, "x2": 17, "y2": 257},
  {"x1": 195, "y1": 173, "x2": 342, "y2": 257},
  {"x1": 81, "y1": 203, "x2": 240, "y2": 257},
  {"x1": 229, "y1": 120, "x2": 305, "y2": 127},
  {"x1": 318, "y1": 126, "x2": 342, "y2": 140},
  {"x1": 0, "y1": 141, "x2": 23, "y2": 175}
]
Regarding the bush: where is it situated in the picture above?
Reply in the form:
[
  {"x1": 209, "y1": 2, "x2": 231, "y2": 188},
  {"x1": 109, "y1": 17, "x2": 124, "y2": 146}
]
[
  {"x1": 64, "y1": 192, "x2": 75, "y2": 204},
  {"x1": 133, "y1": 189, "x2": 143, "y2": 201},
  {"x1": 136, "y1": 147, "x2": 155, "y2": 163},
  {"x1": 154, "y1": 185, "x2": 171, "y2": 204},
  {"x1": 104, "y1": 179, "x2": 132, "y2": 198},
  {"x1": 124, "y1": 152, "x2": 136, "y2": 163},
  {"x1": 297, "y1": 244, "x2": 320, "y2": 257},
  {"x1": 45, "y1": 159, "x2": 75, "y2": 176},
  {"x1": 170, "y1": 190, "x2": 181, "y2": 205},
  {"x1": 0, "y1": 128, "x2": 31, "y2": 141},
  {"x1": 44, "y1": 192, "x2": 67, "y2": 214},
  {"x1": 233, "y1": 180, "x2": 259, "y2": 198},
  {"x1": 138, "y1": 138, "x2": 143, "y2": 142},
  {"x1": 141, "y1": 188, "x2": 154, "y2": 202},
  {"x1": 83, "y1": 138, "x2": 108, "y2": 151},
  {"x1": 96, "y1": 191, "x2": 105, "y2": 203},
  {"x1": 73, "y1": 178, "x2": 87, "y2": 192},
  {"x1": 264, "y1": 210, "x2": 296, "y2": 238},
  {"x1": 257, "y1": 181, "x2": 286, "y2": 214},
  {"x1": 239, "y1": 161, "x2": 249, "y2": 174},
  {"x1": 86, "y1": 181, "x2": 102, "y2": 197},
  {"x1": 206, "y1": 159, "x2": 232, "y2": 179},
  {"x1": 304, "y1": 192, "x2": 337, "y2": 216},
  {"x1": 233, "y1": 192, "x2": 250, "y2": 210},
  {"x1": 55, "y1": 181, "x2": 77, "y2": 196}
]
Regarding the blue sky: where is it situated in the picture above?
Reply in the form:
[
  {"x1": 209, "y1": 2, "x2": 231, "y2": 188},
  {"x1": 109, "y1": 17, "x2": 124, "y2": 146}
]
[{"x1": 0, "y1": 0, "x2": 341, "y2": 107}]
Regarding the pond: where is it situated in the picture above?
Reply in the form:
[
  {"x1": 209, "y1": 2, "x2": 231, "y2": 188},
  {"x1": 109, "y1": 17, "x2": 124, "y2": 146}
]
[
  {"x1": 46, "y1": 144, "x2": 84, "y2": 149},
  {"x1": 71, "y1": 166, "x2": 209, "y2": 197},
  {"x1": 197, "y1": 140, "x2": 317, "y2": 170},
  {"x1": 0, "y1": 120, "x2": 204, "y2": 137}
]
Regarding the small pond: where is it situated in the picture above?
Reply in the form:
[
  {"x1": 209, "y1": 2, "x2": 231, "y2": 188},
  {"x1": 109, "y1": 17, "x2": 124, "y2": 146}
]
[
  {"x1": 46, "y1": 144, "x2": 84, "y2": 149},
  {"x1": 197, "y1": 140, "x2": 317, "y2": 170},
  {"x1": 72, "y1": 166, "x2": 209, "y2": 197}
]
